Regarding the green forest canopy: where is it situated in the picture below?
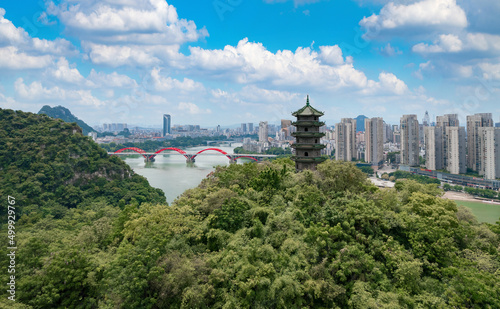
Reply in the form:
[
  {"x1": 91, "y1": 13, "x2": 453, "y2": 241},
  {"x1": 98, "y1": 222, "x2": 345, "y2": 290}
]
[
  {"x1": 0, "y1": 108, "x2": 499, "y2": 308},
  {"x1": 38, "y1": 105, "x2": 96, "y2": 136}
]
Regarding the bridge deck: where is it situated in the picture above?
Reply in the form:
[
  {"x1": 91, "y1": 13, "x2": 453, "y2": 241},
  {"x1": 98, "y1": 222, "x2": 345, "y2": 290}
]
[{"x1": 108, "y1": 152, "x2": 277, "y2": 157}]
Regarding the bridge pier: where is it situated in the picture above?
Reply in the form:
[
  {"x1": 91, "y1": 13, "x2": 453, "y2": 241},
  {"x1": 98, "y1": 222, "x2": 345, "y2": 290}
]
[
  {"x1": 186, "y1": 155, "x2": 196, "y2": 163},
  {"x1": 229, "y1": 158, "x2": 237, "y2": 164},
  {"x1": 144, "y1": 156, "x2": 156, "y2": 163}
]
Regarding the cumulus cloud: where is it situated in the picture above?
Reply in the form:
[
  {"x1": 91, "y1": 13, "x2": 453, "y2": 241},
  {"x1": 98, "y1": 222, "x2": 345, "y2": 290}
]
[
  {"x1": 0, "y1": 47, "x2": 52, "y2": 69},
  {"x1": 413, "y1": 32, "x2": 500, "y2": 55},
  {"x1": 87, "y1": 70, "x2": 137, "y2": 88},
  {"x1": 378, "y1": 43, "x2": 402, "y2": 56},
  {"x1": 177, "y1": 102, "x2": 211, "y2": 115},
  {"x1": 363, "y1": 72, "x2": 409, "y2": 95},
  {"x1": 47, "y1": 58, "x2": 85, "y2": 84},
  {"x1": 47, "y1": 0, "x2": 207, "y2": 67},
  {"x1": 478, "y1": 62, "x2": 500, "y2": 80},
  {"x1": 150, "y1": 68, "x2": 204, "y2": 93},
  {"x1": 14, "y1": 78, "x2": 104, "y2": 107},
  {"x1": 0, "y1": 8, "x2": 76, "y2": 69},
  {"x1": 360, "y1": 0, "x2": 467, "y2": 38},
  {"x1": 186, "y1": 38, "x2": 408, "y2": 96},
  {"x1": 412, "y1": 34, "x2": 463, "y2": 53}
]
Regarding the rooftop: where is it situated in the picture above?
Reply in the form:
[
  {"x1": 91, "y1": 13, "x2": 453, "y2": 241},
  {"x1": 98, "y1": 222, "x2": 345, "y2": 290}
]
[{"x1": 292, "y1": 95, "x2": 324, "y2": 117}]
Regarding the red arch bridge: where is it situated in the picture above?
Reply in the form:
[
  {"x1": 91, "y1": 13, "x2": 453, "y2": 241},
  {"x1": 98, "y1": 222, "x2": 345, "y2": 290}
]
[{"x1": 108, "y1": 147, "x2": 277, "y2": 163}]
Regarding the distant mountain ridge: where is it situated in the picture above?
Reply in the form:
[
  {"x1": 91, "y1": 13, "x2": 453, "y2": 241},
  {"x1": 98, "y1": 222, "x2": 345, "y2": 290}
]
[{"x1": 38, "y1": 105, "x2": 95, "y2": 135}]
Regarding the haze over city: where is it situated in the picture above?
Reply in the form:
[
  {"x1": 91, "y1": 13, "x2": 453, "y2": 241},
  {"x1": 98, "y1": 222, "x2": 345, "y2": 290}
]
[{"x1": 1, "y1": 0, "x2": 500, "y2": 127}]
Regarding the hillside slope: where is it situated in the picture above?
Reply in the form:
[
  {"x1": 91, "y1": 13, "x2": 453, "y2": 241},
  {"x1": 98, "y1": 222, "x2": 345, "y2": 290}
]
[
  {"x1": 38, "y1": 105, "x2": 96, "y2": 135},
  {"x1": 0, "y1": 108, "x2": 165, "y2": 220}
]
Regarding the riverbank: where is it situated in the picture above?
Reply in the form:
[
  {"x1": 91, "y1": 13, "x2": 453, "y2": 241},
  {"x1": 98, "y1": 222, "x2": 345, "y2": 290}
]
[{"x1": 443, "y1": 191, "x2": 500, "y2": 205}]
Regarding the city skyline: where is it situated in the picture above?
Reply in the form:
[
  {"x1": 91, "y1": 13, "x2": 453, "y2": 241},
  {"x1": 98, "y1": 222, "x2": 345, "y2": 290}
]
[{"x1": 1, "y1": 0, "x2": 500, "y2": 126}]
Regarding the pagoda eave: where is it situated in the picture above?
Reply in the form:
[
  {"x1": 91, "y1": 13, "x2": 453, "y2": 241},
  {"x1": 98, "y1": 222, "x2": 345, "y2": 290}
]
[{"x1": 291, "y1": 132, "x2": 326, "y2": 138}]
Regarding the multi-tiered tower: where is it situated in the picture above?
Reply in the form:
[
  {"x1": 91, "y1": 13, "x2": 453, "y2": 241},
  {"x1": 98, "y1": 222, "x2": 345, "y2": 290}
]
[{"x1": 291, "y1": 96, "x2": 326, "y2": 171}]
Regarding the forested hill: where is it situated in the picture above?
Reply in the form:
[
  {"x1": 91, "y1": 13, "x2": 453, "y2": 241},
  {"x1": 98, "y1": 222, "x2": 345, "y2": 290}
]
[
  {"x1": 0, "y1": 108, "x2": 165, "y2": 220},
  {"x1": 0, "y1": 108, "x2": 499, "y2": 308},
  {"x1": 38, "y1": 105, "x2": 96, "y2": 135}
]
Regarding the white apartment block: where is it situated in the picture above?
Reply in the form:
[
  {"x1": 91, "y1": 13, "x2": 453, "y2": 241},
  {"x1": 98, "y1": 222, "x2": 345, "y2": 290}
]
[
  {"x1": 478, "y1": 127, "x2": 500, "y2": 180},
  {"x1": 401, "y1": 115, "x2": 419, "y2": 166},
  {"x1": 365, "y1": 117, "x2": 384, "y2": 165},
  {"x1": 335, "y1": 118, "x2": 357, "y2": 161},
  {"x1": 424, "y1": 126, "x2": 443, "y2": 171},
  {"x1": 446, "y1": 126, "x2": 467, "y2": 175}
]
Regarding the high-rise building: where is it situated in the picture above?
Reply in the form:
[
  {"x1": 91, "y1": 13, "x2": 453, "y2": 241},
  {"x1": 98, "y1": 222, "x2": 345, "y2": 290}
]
[
  {"x1": 291, "y1": 96, "x2": 326, "y2": 171},
  {"x1": 258, "y1": 121, "x2": 268, "y2": 143},
  {"x1": 355, "y1": 115, "x2": 368, "y2": 132},
  {"x1": 467, "y1": 113, "x2": 494, "y2": 171},
  {"x1": 335, "y1": 118, "x2": 357, "y2": 161},
  {"x1": 162, "y1": 114, "x2": 171, "y2": 136},
  {"x1": 436, "y1": 114, "x2": 459, "y2": 168},
  {"x1": 446, "y1": 126, "x2": 467, "y2": 174},
  {"x1": 365, "y1": 117, "x2": 384, "y2": 165},
  {"x1": 424, "y1": 126, "x2": 443, "y2": 170},
  {"x1": 248, "y1": 123, "x2": 254, "y2": 133},
  {"x1": 423, "y1": 111, "x2": 430, "y2": 126},
  {"x1": 241, "y1": 123, "x2": 247, "y2": 133},
  {"x1": 478, "y1": 127, "x2": 500, "y2": 180},
  {"x1": 436, "y1": 114, "x2": 459, "y2": 128},
  {"x1": 281, "y1": 119, "x2": 292, "y2": 138},
  {"x1": 400, "y1": 115, "x2": 420, "y2": 166}
]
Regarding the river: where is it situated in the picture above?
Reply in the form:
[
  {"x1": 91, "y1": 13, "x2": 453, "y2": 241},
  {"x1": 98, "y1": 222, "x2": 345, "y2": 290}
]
[{"x1": 124, "y1": 143, "x2": 243, "y2": 204}]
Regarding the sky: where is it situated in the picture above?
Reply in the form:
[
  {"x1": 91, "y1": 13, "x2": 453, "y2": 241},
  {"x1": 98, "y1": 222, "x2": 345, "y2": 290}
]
[{"x1": 1, "y1": 0, "x2": 500, "y2": 128}]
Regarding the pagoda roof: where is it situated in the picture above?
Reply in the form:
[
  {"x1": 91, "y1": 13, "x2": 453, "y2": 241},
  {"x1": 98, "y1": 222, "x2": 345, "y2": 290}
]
[{"x1": 292, "y1": 95, "x2": 324, "y2": 117}]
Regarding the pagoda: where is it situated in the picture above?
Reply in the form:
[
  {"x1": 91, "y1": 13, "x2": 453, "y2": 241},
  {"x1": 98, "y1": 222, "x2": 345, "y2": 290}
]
[{"x1": 291, "y1": 95, "x2": 327, "y2": 171}]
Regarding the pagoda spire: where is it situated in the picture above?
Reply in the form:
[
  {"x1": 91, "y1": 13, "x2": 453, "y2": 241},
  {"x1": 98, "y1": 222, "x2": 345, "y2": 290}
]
[{"x1": 306, "y1": 95, "x2": 310, "y2": 106}]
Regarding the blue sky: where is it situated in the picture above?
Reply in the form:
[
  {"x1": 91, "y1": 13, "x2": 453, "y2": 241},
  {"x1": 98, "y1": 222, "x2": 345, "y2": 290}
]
[{"x1": 1, "y1": 0, "x2": 500, "y2": 128}]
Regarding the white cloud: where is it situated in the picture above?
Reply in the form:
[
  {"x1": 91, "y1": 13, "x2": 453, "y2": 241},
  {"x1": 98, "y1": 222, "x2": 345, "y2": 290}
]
[
  {"x1": 363, "y1": 72, "x2": 409, "y2": 95},
  {"x1": 360, "y1": 0, "x2": 467, "y2": 38},
  {"x1": 177, "y1": 102, "x2": 211, "y2": 115},
  {"x1": 187, "y1": 38, "x2": 408, "y2": 96},
  {"x1": 87, "y1": 69, "x2": 137, "y2": 88},
  {"x1": 478, "y1": 62, "x2": 500, "y2": 80},
  {"x1": 52, "y1": 0, "x2": 207, "y2": 44},
  {"x1": 47, "y1": 58, "x2": 85, "y2": 84},
  {"x1": 412, "y1": 32, "x2": 500, "y2": 57},
  {"x1": 318, "y1": 45, "x2": 344, "y2": 65},
  {"x1": 378, "y1": 43, "x2": 402, "y2": 56},
  {"x1": 14, "y1": 78, "x2": 104, "y2": 107},
  {"x1": 412, "y1": 34, "x2": 463, "y2": 53},
  {"x1": 0, "y1": 8, "x2": 76, "y2": 69},
  {"x1": 48, "y1": 0, "x2": 207, "y2": 67},
  {"x1": 0, "y1": 47, "x2": 52, "y2": 69},
  {"x1": 150, "y1": 68, "x2": 204, "y2": 92}
]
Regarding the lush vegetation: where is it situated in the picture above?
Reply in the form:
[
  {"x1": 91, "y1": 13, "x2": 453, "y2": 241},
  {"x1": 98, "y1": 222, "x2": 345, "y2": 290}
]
[
  {"x1": 1, "y1": 108, "x2": 500, "y2": 308},
  {"x1": 38, "y1": 105, "x2": 96, "y2": 135},
  {"x1": 356, "y1": 165, "x2": 374, "y2": 176},
  {"x1": 0, "y1": 109, "x2": 165, "y2": 222},
  {"x1": 388, "y1": 170, "x2": 441, "y2": 185}
]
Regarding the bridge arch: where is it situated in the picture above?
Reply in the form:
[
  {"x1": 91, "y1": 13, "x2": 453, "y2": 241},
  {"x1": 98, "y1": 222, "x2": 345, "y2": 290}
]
[
  {"x1": 234, "y1": 156, "x2": 258, "y2": 162},
  {"x1": 113, "y1": 147, "x2": 147, "y2": 159},
  {"x1": 153, "y1": 147, "x2": 188, "y2": 159},
  {"x1": 192, "y1": 148, "x2": 231, "y2": 160}
]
